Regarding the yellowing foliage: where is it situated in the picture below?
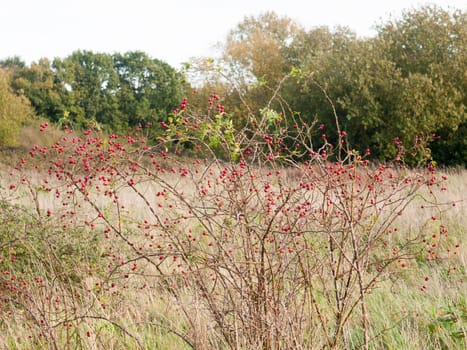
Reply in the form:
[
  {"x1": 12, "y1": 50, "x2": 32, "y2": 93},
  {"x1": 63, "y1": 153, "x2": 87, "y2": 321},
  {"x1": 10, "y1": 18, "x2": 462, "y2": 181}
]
[{"x1": 0, "y1": 69, "x2": 34, "y2": 146}]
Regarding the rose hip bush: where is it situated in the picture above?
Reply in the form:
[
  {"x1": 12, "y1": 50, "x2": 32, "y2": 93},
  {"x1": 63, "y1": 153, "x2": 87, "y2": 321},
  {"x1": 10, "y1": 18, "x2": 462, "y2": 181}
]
[{"x1": 0, "y1": 95, "x2": 460, "y2": 349}]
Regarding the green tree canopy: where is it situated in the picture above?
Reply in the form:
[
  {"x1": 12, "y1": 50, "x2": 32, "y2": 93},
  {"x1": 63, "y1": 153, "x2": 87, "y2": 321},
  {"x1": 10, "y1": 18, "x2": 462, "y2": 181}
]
[
  {"x1": 112, "y1": 51, "x2": 184, "y2": 129},
  {"x1": 4, "y1": 51, "x2": 184, "y2": 136},
  {"x1": 377, "y1": 5, "x2": 466, "y2": 164},
  {"x1": 53, "y1": 51, "x2": 121, "y2": 130},
  {"x1": 283, "y1": 6, "x2": 466, "y2": 163},
  {"x1": 8, "y1": 58, "x2": 66, "y2": 123},
  {"x1": 1, "y1": 5, "x2": 465, "y2": 165}
]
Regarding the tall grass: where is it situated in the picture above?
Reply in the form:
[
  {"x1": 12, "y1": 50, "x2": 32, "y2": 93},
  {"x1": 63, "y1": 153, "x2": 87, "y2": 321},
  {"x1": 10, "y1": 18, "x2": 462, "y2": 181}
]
[
  {"x1": 1, "y1": 160, "x2": 465, "y2": 349},
  {"x1": 0, "y1": 111, "x2": 465, "y2": 349}
]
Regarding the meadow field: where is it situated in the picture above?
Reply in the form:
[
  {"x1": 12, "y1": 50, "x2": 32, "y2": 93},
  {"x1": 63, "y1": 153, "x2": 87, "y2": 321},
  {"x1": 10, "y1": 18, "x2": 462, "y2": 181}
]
[
  {"x1": 0, "y1": 124, "x2": 465, "y2": 350},
  {"x1": 1, "y1": 4, "x2": 465, "y2": 349}
]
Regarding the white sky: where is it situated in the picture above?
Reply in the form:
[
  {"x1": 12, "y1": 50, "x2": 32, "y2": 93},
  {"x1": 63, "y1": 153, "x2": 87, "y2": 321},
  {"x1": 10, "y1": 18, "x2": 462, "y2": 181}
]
[{"x1": 1, "y1": 0, "x2": 465, "y2": 69}]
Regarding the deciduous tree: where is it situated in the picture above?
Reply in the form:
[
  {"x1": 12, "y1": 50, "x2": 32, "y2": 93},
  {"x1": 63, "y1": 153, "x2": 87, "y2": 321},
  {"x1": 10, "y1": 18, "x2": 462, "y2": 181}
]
[{"x1": 0, "y1": 69, "x2": 34, "y2": 146}]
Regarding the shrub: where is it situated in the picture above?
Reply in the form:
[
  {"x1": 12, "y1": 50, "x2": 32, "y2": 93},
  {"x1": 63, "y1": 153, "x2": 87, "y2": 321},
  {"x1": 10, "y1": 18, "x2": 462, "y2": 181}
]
[{"x1": 1, "y1": 95, "x2": 461, "y2": 349}]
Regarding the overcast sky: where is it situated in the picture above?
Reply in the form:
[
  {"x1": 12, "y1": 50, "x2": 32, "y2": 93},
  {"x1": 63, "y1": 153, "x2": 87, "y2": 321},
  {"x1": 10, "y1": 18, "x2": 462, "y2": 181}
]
[{"x1": 1, "y1": 0, "x2": 465, "y2": 69}]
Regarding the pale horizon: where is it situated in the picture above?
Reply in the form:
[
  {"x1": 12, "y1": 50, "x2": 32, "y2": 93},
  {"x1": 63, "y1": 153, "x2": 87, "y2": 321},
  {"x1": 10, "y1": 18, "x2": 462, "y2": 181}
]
[{"x1": 1, "y1": 0, "x2": 465, "y2": 69}]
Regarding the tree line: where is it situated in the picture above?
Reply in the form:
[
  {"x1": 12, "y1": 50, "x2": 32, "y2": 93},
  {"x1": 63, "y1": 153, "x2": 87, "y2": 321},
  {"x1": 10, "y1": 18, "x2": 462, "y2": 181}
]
[
  {"x1": 0, "y1": 5, "x2": 465, "y2": 165},
  {"x1": 0, "y1": 51, "x2": 183, "y2": 135}
]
